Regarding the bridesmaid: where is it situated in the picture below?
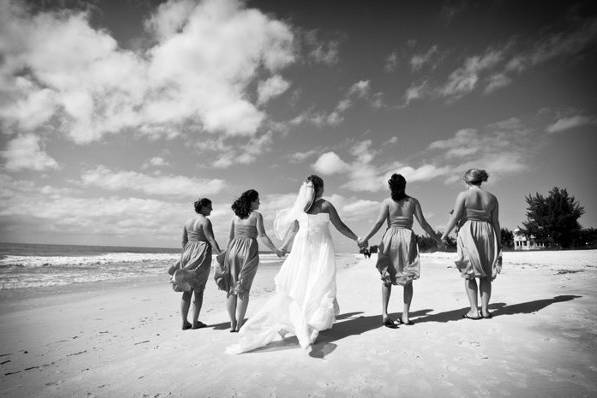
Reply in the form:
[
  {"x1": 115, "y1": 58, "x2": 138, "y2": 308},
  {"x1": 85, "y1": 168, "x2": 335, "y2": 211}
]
[
  {"x1": 179, "y1": 198, "x2": 222, "y2": 330},
  {"x1": 441, "y1": 169, "x2": 502, "y2": 320},
  {"x1": 359, "y1": 174, "x2": 442, "y2": 327},
  {"x1": 214, "y1": 190, "x2": 285, "y2": 332}
]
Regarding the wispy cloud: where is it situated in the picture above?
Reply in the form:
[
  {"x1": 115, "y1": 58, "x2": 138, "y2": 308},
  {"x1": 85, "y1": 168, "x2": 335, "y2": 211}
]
[
  {"x1": 80, "y1": 166, "x2": 226, "y2": 197},
  {"x1": 303, "y1": 30, "x2": 340, "y2": 66},
  {"x1": 384, "y1": 51, "x2": 399, "y2": 72},
  {"x1": 410, "y1": 45, "x2": 439, "y2": 72},
  {"x1": 546, "y1": 114, "x2": 597, "y2": 134},
  {"x1": 403, "y1": 16, "x2": 597, "y2": 104},
  {"x1": 291, "y1": 80, "x2": 384, "y2": 127}
]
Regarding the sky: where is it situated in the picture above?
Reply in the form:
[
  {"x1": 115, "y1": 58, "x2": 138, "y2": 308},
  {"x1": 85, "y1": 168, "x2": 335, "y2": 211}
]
[{"x1": 0, "y1": 0, "x2": 596, "y2": 251}]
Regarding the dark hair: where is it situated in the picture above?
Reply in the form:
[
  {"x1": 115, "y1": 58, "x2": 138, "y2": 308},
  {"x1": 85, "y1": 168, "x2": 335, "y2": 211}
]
[
  {"x1": 388, "y1": 174, "x2": 409, "y2": 202},
  {"x1": 464, "y1": 169, "x2": 489, "y2": 186},
  {"x1": 304, "y1": 175, "x2": 324, "y2": 212},
  {"x1": 194, "y1": 198, "x2": 212, "y2": 214},
  {"x1": 231, "y1": 189, "x2": 259, "y2": 219}
]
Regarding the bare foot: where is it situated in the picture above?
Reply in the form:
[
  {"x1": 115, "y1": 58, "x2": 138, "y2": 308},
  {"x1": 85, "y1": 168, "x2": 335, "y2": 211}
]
[
  {"x1": 463, "y1": 310, "x2": 481, "y2": 320},
  {"x1": 182, "y1": 321, "x2": 192, "y2": 330}
]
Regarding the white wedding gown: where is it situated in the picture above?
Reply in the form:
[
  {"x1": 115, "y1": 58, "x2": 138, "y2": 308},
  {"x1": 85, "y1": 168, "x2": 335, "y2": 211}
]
[{"x1": 227, "y1": 211, "x2": 339, "y2": 353}]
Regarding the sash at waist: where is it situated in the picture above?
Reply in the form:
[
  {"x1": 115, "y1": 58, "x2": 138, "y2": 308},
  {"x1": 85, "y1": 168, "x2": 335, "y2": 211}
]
[
  {"x1": 389, "y1": 221, "x2": 413, "y2": 229},
  {"x1": 464, "y1": 216, "x2": 491, "y2": 223}
]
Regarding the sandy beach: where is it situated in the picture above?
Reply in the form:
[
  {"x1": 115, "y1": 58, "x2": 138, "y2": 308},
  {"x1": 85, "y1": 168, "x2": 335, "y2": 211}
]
[{"x1": 1, "y1": 250, "x2": 596, "y2": 397}]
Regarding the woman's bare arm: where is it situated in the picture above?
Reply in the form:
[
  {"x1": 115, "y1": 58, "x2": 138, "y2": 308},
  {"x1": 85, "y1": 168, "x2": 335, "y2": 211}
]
[
  {"x1": 203, "y1": 219, "x2": 222, "y2": 254},
  {"x1": 182, "y1": 226, "x2": 188, "y2": 248},
  {"x1": 360, "y1": 200, "x2": 388, "y2": 244},
  {"x1": 280, "y1": 220, "x2": 299, "y2": 252},
  {"x1": 441, "y1": 192, "x2": 466, "y2": 240},
  {"x1": 414, "y1": 199, "x2": 442, "y2": 244},
  {"x1": 255, "y1": 212, "x2": 283, "y2": 256},
  {"x1": 326, "y1": 202, "x2": 358, "y2": 241},
  {"x1": 491, "y1": 199, "x2": 502, "y2": 251},
  {"x1": 228, "y1": 218, "x2": 235, "y2": 243}
]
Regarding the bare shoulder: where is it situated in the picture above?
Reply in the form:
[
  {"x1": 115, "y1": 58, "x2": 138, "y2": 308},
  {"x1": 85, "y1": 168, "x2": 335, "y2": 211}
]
[
  {"x1": 319, "y1": 199, "x2": 335, "y2": 212},
  {"x1": 486, "y1": 191, "x2": 499, "y2": 205},
  {"x1": 408, "y1": 196, "x2": 420, "y2": 206}
]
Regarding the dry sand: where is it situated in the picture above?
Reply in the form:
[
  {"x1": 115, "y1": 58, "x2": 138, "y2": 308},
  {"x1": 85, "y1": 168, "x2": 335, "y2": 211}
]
[{"x1": 1, "y1": 250, "x2": 596, "y2": 397}]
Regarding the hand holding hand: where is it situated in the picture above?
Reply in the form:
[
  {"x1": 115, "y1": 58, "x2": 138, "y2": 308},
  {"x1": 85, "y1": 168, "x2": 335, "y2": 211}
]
[
  {"x1": 275, "y1": 248, "x2": 286, "y2": 258},
  {"x1": 357, "y1": 237, "x2": 368, "y2": 248}
]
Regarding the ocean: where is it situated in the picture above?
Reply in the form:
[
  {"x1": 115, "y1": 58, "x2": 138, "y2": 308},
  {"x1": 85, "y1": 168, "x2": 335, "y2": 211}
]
[{"x1": 0, "y1": 242, "x2": 285, "y2": 290}]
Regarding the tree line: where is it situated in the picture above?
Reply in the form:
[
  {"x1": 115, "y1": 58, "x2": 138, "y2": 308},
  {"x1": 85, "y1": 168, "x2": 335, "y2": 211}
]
[{"x1": 415, "y1": 186, "x2": 596, "y2": 252}]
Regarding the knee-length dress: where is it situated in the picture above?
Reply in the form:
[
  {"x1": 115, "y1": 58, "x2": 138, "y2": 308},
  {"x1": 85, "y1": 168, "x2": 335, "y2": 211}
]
[
  {"x1": 376, "y1": 216, "x2": 420, "y2": 286},
  {"x1": 179, "y1": 230, "x2": 212, "y2": 291},
  {"x1": 455, "y1": 208, "x2": 500, "y2": 280},
  {"x1": 215, "y1": 224, "x2": 259, "y2": 300}
]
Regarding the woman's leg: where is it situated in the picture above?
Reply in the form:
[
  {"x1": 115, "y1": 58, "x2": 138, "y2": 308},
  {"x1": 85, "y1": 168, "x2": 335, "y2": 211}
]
[
  {"x1": 236, "y1": 295, "x2": 249, "y2": 331},
  {"x1": 226, "y1": 294, "x2": 238, "y2": 331},
  {"x1": 181, "y1": 291, "x2": 192, "y2": 329},
  {"x1": 464, "y1": 278, "x2": 480, "y2": 317},
  {"x1": 479, "y1": 277, "x2": 492, "y2": 317},
  {"x1": 402, "y1": 282, "x2": 413, "y2": 323},
  {"x1": 191, "y1": 288, "x2": 205, "y2": 328},
  {"x1": 382, "y1": 283, "x2": 391, "y2": 322}
]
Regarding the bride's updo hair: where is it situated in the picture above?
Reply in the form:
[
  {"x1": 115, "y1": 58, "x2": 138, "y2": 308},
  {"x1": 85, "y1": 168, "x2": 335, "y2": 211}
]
[
  {"x1": 464, "y1": 169, "x2": 489, "y2": 186},
  {"x1": 306, "y1": 175, "x2": 324, "y2": 195},
  {"x1": 194, "y1": 198, "x2": 212, "y2": 214},
  {"x1": 304, "y1": 175, "x2": 324, "y2": 212},
  {"x1": 388, "y1": 173, "x2": 409, "y2": 202},
  {"x1": 232, "y1": 189, "x2": 259, "y2": 219}
]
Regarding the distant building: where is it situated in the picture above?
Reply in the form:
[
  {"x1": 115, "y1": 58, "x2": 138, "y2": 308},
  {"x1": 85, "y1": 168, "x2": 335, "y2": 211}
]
[{"x1": 513, "y1": 228, "x2": 546, "y2": 250}]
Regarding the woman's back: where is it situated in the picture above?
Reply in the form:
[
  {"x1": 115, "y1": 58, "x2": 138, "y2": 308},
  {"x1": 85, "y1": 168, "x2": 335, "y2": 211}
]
[
  {"x1": 232, "y1": 213, "x2": 258, "y2": 239},
  {"x1": 185, "y1": 216, "x2": 208, "y2": 241},
  {"x1": 462, "y1": 189, "x2": 497, "y2": 220},
  {"x1": 386, "y1": 197, "x2": 415, "y2": 228}
]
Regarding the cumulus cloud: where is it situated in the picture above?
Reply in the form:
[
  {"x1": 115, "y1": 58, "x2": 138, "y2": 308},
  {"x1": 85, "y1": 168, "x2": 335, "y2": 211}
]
[
  {"x1": 546, "y1": 115, "x2": 596, "y2": 134},
  {"x1": 80, "y1": 166, "x2": 225, "y2": 197},
  {"x1": 1, "y1": 134, "x2": 59, "y2": 171},
  {"x1": 142, "y1": 156, "x2": 170, "y2": 169},
  {"x1": 313, "y1": 152, "x2": 351, "y2": 175},
  {"x1": 0, "y1": 0, "x2": 295, "y2": 144},
  {"x1": 257, "y1": 75, "x2": 291, "y2": 105}
]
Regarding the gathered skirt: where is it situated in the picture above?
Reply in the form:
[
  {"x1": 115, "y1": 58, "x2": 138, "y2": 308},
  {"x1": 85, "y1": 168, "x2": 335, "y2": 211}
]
[
  {"x1": 376, "y1": 227, "x2": 420, "y2": 286},
  {"x1": 455, "y1": 220, "x2": 500, "y2": 280},
  {"x1": 214, "y1": 236, "x2": 259, "y2": 299},
  {"x1": 177, "y1": 240, "x2": 212, "y2": 291}
]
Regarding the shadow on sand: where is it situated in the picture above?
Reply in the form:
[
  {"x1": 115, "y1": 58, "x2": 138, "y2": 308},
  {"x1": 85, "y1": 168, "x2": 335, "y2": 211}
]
[
  {"x1": 310, "y1": 295, "x2": 582, "y2": 358},
  {"x1": 229, "y1": 295, "x2": 582, "y2": 358}
]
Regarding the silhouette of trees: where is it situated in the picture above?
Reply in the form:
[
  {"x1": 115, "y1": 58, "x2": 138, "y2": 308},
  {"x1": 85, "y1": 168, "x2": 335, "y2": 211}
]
[
  {"x1": 522, "y1": 187, "x2": 584, "y2": 248},
  {"x1": 500, "y1": 228, "x2": 514, "y2": 249}
]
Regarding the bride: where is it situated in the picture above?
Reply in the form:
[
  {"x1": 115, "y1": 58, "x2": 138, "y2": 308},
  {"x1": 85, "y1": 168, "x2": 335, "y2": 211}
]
[{"x1": 227, "y1": 175, "x2": 359, "y2": 353}]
